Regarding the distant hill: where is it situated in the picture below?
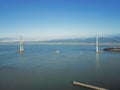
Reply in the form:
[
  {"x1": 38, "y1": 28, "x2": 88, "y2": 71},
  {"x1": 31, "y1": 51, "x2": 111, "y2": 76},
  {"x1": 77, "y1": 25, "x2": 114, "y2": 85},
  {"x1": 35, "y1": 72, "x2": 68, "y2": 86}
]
[
  {"x1": 47, "y1": 37, "x2": 120, "y2": 43},
  {"x1": 0, "y1": 37, "x2": 17, "y2": 41},
  {"x1": 0, "y1": 36, "x2": 120, "y2": 43}
]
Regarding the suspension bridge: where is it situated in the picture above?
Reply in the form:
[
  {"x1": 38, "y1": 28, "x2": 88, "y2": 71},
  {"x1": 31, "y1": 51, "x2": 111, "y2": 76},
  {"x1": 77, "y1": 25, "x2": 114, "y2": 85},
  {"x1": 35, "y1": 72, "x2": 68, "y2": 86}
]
[{"x1": 0, "y1": 34, "x2": 120, "y2": 52}]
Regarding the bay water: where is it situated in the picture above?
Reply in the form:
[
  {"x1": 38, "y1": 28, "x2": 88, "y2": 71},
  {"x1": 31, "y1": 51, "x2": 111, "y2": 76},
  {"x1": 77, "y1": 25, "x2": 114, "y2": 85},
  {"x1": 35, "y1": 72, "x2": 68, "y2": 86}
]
[{"x1": 0, "y1": 44, "x2": 120, "y2": 90}]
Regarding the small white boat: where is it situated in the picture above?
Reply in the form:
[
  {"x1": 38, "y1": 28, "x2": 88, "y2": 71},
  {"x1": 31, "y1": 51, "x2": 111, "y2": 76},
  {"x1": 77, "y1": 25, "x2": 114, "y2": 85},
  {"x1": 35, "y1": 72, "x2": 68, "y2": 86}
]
[{"x1": 56, "y1": 51, "x2": 60, "y2": 54}]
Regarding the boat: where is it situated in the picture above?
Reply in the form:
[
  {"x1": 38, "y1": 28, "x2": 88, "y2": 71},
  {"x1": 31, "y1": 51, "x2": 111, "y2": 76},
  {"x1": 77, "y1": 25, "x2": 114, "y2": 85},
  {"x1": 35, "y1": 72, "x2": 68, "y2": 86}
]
[{"x1": 103, "y1": 47, "x2": 120, "y2": 52}]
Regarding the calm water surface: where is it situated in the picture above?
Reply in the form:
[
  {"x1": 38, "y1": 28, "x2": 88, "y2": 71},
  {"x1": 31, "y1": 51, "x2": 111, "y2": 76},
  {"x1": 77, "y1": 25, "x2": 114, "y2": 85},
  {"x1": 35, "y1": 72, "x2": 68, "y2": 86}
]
[{"x1": 0, "y1": 45, "x2": 120, "y2": 90}]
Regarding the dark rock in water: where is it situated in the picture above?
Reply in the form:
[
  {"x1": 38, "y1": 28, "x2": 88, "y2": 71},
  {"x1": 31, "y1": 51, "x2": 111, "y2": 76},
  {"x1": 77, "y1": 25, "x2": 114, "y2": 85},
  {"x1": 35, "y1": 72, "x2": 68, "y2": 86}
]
[{"x1": 103, "y1": 48, "x2": 120, "y2": 52}]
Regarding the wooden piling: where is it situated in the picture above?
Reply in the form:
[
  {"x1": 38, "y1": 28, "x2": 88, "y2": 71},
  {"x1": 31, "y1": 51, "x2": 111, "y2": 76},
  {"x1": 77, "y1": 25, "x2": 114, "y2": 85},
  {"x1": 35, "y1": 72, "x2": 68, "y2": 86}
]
[{"x1": 73, "y1": 81, "x2": 108, "y2": 90}]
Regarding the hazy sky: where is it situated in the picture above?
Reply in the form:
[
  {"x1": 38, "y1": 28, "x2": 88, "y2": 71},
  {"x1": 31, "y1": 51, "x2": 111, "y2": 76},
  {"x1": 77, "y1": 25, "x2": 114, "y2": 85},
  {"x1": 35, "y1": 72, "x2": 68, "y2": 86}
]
[{"x1": 0, "y1": 0, "x2": 120, "y2": 40}]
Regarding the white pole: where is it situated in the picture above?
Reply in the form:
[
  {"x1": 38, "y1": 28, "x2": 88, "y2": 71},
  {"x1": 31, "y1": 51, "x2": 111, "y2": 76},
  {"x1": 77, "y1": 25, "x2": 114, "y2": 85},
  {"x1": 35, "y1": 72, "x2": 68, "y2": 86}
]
[{"x1": 96, "y1": 34, "x2": 99, "y2": 53}]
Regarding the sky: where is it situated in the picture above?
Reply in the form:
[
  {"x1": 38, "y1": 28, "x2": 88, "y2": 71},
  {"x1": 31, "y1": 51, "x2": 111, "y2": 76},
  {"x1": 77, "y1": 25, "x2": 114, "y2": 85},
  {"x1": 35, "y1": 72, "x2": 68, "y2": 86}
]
[{"x1": 0, "y1": 0, "x2": 120, "y2": 40}]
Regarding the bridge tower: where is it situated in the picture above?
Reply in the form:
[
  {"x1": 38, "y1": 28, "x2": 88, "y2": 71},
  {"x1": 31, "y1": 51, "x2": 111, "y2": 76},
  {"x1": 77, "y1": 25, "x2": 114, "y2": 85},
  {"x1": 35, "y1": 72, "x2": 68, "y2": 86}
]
[
  {"x1": 96, "y1": 34, "x2": 99, "y2": 53},
  {"x1": 19, "y1": 35, "x2": 24, "y2": 52}
]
